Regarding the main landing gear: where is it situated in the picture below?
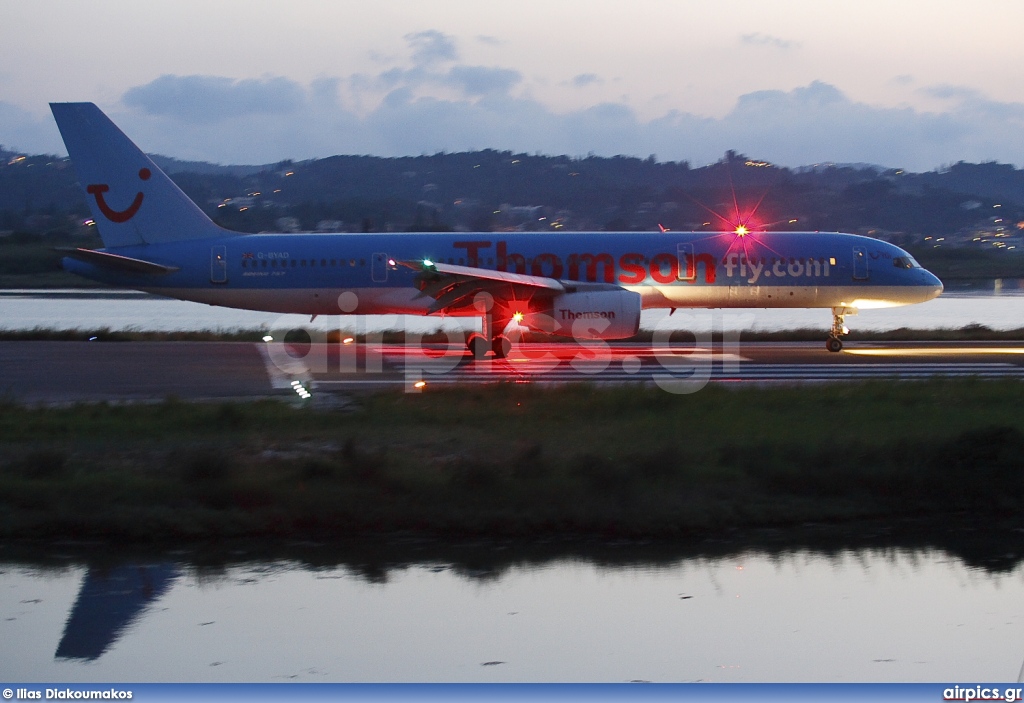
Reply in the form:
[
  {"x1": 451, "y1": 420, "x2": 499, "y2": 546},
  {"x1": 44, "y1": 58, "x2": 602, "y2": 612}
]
[
  {"x1": 826, "y1": 306, "x2": 853, "y2": 353},
  {"x1": 467, "y1": 332, "x2": 511, "y2": 359},
  {"x1": 466, "y1": 309, "x2": 513, "y2": 359}
]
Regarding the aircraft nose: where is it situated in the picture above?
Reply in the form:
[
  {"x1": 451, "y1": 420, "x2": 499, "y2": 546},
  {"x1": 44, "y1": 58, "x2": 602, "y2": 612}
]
[{"x1": 924, "y1": 270, "x2": 943, "y2": 300}]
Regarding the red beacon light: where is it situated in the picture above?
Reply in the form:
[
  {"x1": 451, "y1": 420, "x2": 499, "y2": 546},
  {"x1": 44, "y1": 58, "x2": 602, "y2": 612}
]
[{"x1": 734, "y1": 225, "x2": 749, "y2": 237}]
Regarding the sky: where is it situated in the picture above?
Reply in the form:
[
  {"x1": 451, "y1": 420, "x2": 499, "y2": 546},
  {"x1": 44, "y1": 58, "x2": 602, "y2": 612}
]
[{"x1": 3, "y1": 0, "x2": 1024, "y2": 170}]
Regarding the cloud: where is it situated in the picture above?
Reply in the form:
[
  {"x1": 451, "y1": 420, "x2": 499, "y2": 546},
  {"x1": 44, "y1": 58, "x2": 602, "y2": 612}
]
[
  {"x1": 123, "y1": 75, "x2": 305, "y2": 123},
  {"x1": 11, "y1": 68, "x2": 1024, "y2": 171},
  {"x1": 444, "y1": 66, "x2": 521, "y2": 96},
  {"x1": 740, "y1": 32, "x2": 800, "y2": 50},
  {"x1": 570, "y1": 73, "x2": 603, "y2": 88},
  {"x1": 404, "y1": 30, "x2": 458, "y2": 66},
  {"x1": 922, "y1": 84, "x2": 982, "y2": 101},
  {"x1": 476, "y1": 35, "x2": 503, "y2": 46}
]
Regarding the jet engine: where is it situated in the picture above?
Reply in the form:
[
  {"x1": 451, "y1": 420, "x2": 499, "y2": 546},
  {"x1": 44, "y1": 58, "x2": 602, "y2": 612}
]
[{"x1": 522, "y1": 289, "x2": 641, "y2": 340}]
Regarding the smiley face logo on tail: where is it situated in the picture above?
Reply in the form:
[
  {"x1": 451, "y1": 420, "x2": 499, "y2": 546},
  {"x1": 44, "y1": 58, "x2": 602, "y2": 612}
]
[{"x1": 87, "y1": 168, "x2": 151, "y2": 223}]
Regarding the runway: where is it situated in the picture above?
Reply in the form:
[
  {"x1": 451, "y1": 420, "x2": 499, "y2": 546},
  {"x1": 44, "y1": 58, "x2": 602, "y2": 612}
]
[{"x1": 3, "y1": 339, "x2": 1024, "y2": 404}]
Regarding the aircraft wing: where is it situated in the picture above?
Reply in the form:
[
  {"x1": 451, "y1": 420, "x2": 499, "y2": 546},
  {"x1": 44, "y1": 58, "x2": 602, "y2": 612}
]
[{"x1": 399, "y1": 259, "x2": 620, "y2": 315}]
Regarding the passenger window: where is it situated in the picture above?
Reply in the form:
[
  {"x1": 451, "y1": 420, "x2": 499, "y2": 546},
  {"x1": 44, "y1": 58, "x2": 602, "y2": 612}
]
[
  {"x1": 360, "y1": 259, "x2": 366, "y2": 266},
  {"x1": 261, "y1": 260, "x2": 267, "y2": 268},
  {"x1": 349, "y1": 259, "x2": 356, "y2": 267},
  {"x1": 321, "y1": 259, "x2": 327, "y2": 267}
]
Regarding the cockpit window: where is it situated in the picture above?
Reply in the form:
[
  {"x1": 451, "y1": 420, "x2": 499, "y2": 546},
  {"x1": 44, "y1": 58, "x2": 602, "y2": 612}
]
[{"x1": 892, "y1": 256, "x2": 920, "y2": 269}]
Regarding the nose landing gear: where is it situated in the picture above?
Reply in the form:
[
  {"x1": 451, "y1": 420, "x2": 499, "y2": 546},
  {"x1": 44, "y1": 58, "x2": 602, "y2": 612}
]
[{"x1": 826, "y1": 306, "x2": 856, "y2": 352}]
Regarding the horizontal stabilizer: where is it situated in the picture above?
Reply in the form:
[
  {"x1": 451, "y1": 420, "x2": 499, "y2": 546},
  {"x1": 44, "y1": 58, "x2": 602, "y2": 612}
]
[{"x1": 56, "y1": 247, "x2": 180, "y2": 275}]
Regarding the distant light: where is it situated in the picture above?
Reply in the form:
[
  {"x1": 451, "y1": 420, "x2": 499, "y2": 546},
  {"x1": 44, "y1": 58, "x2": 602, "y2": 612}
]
[
  {"x1": 343, "y1": 337, "x2": 354, "y2": 345},
  {"x1": 88, "y1": 336, "x2": 98, "y2": 341},
  {"x1": 290, "y1": 380, "x2": 301, "y2": 386},
  {"x1": 262, "y1": 335, "x2": 274, "y2": 342},
  {"x1": 423, "y1": 259, "x2": 434, "y2": 267},
  {"x1": 414, "y1": 380, "x2": 427, "y2": 389}
]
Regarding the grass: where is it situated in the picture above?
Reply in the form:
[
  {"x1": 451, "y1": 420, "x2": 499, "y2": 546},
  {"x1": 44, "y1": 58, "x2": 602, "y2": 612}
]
[{"x1": 2, "y1": 380, "x2": 1024, "y2": 541}]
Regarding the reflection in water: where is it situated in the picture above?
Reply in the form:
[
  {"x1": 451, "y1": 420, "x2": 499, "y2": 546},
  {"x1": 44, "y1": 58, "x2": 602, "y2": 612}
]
[
  {"x1": 56, "y1": 564, "x2": 178, "y2": 660},
  {"x1": 2, "y1": 523, "x2": 1024, "y2": 682}
]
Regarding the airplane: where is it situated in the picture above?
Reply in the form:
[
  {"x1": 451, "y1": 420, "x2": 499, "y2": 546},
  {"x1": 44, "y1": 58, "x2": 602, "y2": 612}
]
[{"x1": 50, "y1": 102, "x2": 943, "y2": 357}]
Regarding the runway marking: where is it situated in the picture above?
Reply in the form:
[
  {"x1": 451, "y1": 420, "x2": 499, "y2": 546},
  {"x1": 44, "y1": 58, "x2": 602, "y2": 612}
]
[
  {"x1": 845, "y1": 347, "x2": 1024, "y2": 356},
  {"x1": 311, "y1": 361, "x2": 1024, "y2": 387},
  {"x1": 258, "y1": 341, "x2": 1024, "y2": 392}
]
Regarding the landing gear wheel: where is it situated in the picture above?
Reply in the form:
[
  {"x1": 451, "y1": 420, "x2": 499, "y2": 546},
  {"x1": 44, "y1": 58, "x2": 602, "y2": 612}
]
[
  {"x1": 491, "y1": 334, "x2": 511, "y2": 359},
  {"x1": 826, "y1": 336, "x2": 843, "y2": 353},
  {"x1": 467, "y1": 333, "x2": 489, "y2": 360}
]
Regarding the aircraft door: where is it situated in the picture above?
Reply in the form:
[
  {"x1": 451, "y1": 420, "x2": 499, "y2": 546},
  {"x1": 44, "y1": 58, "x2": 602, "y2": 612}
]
[
  {"x1": 676, "y1": 243, "x2": 695, "y2": 280},
  {"x1": 852, "y1": 247, "x2": 868, "y2": 280},
  {"x1": 211, "y1": 245, "x2": 227, "y2": 284},
  {"x1": 371, "y1": 252, "x2": 388, "y2": 282}
]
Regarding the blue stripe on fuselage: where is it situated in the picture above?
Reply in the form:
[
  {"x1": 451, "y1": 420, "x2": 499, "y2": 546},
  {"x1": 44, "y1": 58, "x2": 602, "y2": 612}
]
[{"x1": 63, "y1": 230, "x2": 936, "y2": 291}]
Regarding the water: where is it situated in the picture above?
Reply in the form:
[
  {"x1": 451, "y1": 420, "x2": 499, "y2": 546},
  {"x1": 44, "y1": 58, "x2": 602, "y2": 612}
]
[
  {"x1": 1, "y1": 280, "x2": 1023, "y2": 334},
  {"x1": 2, "y1": 547, "x2": 1023, "y2": 682}
]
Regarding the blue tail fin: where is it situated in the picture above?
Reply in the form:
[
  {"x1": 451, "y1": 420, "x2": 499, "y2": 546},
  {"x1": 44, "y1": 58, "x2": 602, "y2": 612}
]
[{"x1": 50, "y1": 102, "x2": 226, "y2": 248}]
